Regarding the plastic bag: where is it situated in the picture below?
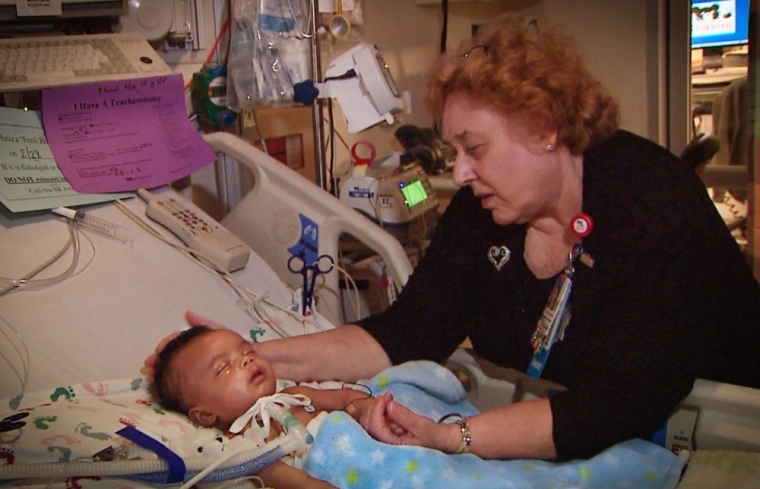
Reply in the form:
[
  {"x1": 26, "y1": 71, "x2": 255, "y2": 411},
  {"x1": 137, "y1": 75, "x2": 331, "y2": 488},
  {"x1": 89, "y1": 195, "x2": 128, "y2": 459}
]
[{"x1": 226, "y1": 0, "x2": 313, "y2": 110}]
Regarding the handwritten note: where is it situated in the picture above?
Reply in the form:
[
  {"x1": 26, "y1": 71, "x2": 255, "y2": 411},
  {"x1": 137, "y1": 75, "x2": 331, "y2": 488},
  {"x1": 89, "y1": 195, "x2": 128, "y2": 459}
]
[
  {"x1": 41, "y1": 73, "x2": 217, "y2": 193},
  {"x1": 0, "y1": 107, "x2": 131, "y2": 213}
]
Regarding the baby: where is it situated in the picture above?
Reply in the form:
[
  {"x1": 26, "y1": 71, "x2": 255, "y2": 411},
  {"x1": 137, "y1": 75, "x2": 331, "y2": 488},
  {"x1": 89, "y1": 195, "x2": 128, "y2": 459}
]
[{"x1": 150, "y1": 325, "x2": 382, "y2": 489}]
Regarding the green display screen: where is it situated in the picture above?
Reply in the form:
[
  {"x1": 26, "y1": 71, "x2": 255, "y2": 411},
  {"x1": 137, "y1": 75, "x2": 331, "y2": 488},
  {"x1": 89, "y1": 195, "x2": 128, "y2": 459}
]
[{"x1": 400, "y1": 180, "x2": 428, "y2": 208}]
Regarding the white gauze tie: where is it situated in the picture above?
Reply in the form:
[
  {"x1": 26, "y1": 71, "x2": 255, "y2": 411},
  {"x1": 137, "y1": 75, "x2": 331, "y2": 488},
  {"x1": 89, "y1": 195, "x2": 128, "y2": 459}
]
[{"x1": 228, "y1": 393, "x2": 313, "y2": 441}]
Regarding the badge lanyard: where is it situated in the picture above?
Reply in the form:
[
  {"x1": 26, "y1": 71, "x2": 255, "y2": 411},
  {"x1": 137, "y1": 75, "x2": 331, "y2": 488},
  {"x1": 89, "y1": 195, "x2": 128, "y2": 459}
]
[{"x1": 527, "y1": 243, "x2": 587, "y2": 379}]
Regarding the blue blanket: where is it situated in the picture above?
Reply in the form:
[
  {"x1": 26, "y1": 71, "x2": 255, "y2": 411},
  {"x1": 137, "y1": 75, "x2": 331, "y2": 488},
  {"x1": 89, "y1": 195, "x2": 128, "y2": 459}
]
[{"x1": 303, "y1": 361, "x2": 687, "y2": 489}]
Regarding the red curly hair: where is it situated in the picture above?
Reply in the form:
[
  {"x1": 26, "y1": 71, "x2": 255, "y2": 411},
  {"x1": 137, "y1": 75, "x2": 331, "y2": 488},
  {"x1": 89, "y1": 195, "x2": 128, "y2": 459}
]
[{"x1": 426, "y1": 14, "x2": 619, "y2": 155}]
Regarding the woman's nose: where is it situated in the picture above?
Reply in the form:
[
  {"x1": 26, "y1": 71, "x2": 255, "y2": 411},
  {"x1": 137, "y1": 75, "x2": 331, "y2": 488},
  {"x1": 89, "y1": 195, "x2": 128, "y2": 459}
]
[{"x1": 452, "y1": 157, "x2": 475, "y2": 187}]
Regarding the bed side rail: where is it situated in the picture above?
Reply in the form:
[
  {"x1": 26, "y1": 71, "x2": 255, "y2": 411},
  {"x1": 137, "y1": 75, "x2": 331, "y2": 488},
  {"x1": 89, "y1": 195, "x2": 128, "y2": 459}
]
[{"x1": 202, "y1": 132, "x2": 414, "y2": 325}]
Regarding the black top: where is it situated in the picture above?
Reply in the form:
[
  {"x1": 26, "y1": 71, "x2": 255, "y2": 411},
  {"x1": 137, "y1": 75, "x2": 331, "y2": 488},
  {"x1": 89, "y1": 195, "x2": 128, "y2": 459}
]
[{"x1": 358, "y1": 130, "x2": 760, "y2": 460}]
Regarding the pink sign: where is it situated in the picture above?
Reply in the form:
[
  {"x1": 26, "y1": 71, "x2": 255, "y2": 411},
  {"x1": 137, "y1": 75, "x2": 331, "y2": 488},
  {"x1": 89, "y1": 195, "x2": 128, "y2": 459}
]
[{"x1": 42, "y1": 73, "x2": 216, "y2": 193}]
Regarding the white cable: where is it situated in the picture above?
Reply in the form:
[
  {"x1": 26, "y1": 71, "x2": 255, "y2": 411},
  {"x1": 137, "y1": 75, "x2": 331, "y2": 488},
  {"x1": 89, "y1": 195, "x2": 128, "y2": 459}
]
[
  {"x1": 334, "y1": 263, "x2": 361, "y2": 321},
  {"x1": 0, "y1": 220, "x2": 97, "y2": 398},
  {"x1": 0, "y1": 313, "x2": 30, "y2": 397},
  {"x1": 336, "y1": 247, "x2": 362, "y2": 323},
  {"x1": 67, "y1": 226, "x2": 97, "y2": 280},
  {"x1": 369, "y1": 176, "x2": 384, "y2": 228},
  {"x1": 0, "y1": 219, "x2": 82, "y2": 296},
  {"x1": 0, "y1": 221, "x2": 75, "y2": 296},
  {"x1": 114, "y1": 200, "x2": 330, "y2": 336}
]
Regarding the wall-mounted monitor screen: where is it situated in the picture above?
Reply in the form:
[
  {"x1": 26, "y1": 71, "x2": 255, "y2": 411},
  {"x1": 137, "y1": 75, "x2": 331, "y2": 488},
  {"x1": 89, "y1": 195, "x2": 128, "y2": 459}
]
[{"x1": 691, "y1": 0, "x2": 750, "y2": 49}]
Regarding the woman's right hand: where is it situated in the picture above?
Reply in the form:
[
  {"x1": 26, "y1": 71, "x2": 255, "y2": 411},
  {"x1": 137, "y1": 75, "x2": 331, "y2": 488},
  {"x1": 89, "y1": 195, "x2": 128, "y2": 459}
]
[
  {"x1": 143, "y1": 310, "x2": 226, "y2": 378},
  {"x1": 364, "y1": 394, "x2": 462, "y2": 453}
]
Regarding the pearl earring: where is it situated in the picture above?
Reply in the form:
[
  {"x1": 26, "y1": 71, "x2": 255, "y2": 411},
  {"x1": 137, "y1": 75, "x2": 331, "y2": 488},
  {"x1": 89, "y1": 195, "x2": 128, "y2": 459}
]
[{"x1": 546, "y1": 143, "x2": 554, "y2": 152}]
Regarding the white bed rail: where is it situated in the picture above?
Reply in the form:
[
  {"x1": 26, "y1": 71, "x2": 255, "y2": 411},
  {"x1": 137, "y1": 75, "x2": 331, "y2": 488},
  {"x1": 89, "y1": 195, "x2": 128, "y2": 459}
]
[
  {"x1": 202, "y1": 132, "x2": 414, "y2": 325},
  {"x1": 682, "y1": 378, "x2": 760, "y2": 452}
]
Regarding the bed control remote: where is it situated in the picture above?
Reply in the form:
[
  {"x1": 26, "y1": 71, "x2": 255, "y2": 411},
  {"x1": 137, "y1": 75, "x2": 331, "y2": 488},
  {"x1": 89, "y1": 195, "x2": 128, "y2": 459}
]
[{"x1": 137, "y1": 188, "x2": 250, "y2": 272}]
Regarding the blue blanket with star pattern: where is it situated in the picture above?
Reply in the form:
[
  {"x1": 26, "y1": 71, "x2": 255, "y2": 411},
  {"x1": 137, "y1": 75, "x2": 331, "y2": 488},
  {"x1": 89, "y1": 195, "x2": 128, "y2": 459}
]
[{"x1": 303, "y1": 361, "x2": 687, "y2": 489}]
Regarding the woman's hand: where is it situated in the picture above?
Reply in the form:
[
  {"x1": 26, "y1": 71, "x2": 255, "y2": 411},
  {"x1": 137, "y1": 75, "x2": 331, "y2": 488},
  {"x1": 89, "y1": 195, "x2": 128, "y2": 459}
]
[
  {"x1": 185, "y1": 310, "x2": 227, "y2": 329},
  {"x1": 143, "y1": 310, "x2": 226, "y2": 378},
  {"x1": 349, "y1": 392, "x2": 400, "y2": 437},
  {"x1": 362, "y1": 393, "x2": 461, "y2": 453}
]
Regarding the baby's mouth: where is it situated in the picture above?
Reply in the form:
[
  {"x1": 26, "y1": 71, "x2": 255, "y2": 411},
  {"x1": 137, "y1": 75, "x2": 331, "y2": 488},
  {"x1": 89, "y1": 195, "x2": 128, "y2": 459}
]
[{"x1": 249, "y1": 367, "x2": 265, "y2": 384}]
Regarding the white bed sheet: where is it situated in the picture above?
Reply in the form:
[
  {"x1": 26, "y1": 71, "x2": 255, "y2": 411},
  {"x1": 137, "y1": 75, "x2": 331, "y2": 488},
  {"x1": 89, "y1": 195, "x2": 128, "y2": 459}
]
[{"x1": 0, "y1": 188, "x2": 328, "y2": 400}]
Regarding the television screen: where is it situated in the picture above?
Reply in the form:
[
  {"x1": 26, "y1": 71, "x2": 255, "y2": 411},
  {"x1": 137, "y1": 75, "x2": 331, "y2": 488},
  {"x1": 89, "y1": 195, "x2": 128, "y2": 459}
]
[{"x1": 691, "y1": 0, "x2": 750, "y2": 49}]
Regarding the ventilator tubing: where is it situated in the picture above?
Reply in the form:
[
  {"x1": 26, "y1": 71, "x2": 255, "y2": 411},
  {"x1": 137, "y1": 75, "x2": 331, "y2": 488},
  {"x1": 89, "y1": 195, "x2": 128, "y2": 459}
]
[
  {"x1": 0, "y1": 403, "x2": 314, "y2": 484},
  {"x1": 0, "y1": 442, "x2": 286, "y2": 484}
]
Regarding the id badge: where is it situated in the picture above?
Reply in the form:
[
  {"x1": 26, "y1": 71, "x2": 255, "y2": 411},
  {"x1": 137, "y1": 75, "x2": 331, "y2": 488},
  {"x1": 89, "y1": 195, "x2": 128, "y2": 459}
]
[{"x1": 528, "y1": 273, "x2": 573, "y2": 378}]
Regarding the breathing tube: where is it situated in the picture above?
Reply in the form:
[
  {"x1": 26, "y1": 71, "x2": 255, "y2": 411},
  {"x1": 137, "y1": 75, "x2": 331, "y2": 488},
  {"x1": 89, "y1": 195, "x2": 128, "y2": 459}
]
[{"x1": 0, "y1": 402, "x2": 314, "y2": 486}]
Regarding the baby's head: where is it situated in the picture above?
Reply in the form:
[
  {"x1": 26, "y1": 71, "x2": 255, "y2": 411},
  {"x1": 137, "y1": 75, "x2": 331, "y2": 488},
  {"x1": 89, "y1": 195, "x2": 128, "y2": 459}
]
[{"x1": 150, "y1": 326, "x2": 277, "y2": 430}]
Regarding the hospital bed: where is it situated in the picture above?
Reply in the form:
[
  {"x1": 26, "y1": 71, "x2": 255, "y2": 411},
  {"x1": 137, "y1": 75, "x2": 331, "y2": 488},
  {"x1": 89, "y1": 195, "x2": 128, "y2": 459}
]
[{"x1": 1, "y1": 132, "x2": 758, "y2": 488}]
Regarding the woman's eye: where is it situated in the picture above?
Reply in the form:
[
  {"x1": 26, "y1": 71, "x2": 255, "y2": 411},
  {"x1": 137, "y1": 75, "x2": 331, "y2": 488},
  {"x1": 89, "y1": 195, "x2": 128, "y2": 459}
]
[{"x1": 465, "y1": 144, "x2": 484, "y2": 156}]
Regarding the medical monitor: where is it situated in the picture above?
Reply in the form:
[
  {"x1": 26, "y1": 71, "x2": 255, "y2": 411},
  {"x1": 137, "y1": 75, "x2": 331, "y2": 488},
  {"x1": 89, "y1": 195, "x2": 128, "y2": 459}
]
[
  {"x1": 691, "y1": 0, "x2": 750, "y2": 49},
  {"x1": 399, "y1": 179, "x2": 428, "y2": 209}
]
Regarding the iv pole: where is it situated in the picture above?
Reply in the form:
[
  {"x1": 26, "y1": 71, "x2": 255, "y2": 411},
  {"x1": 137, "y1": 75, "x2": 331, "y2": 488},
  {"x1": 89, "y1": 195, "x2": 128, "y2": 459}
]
[{"x1": 309, "y1": 0, "x2": 327, "y2": 190}]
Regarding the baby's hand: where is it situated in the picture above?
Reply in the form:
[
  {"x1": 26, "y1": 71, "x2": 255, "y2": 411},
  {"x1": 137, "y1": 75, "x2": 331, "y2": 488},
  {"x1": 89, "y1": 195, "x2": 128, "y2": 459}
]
[
  {"x1": 362, "y1": 392, "x2": 410, "y2": 442},
  {"x1": 344, "y1": 394, "x2": 377, "y2": 424}
]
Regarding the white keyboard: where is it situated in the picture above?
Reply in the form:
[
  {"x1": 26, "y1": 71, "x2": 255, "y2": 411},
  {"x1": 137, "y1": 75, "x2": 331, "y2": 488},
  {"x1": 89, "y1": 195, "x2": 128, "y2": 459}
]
[{"x1": 0, "y1": 33, "x2": 174, "y2": 92}]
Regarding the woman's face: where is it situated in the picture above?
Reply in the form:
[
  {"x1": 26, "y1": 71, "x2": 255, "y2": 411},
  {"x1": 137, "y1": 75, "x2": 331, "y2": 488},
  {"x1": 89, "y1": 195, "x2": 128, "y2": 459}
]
[{"x1": 443, "y1": 91, "x2": 560, "y2": 225}]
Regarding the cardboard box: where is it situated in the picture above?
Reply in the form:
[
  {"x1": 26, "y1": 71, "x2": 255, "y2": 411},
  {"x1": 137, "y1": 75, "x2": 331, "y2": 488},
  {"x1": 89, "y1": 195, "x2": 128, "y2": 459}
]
[{"x1": 240, "y1": 105, "x2": 317, "y2": 184}]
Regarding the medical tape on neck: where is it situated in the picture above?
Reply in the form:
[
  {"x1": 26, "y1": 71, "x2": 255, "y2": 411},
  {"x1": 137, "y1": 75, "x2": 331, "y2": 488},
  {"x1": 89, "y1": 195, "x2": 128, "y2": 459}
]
[{"x1": 228, "y1": 393, "x2": 312, "y2": 442}]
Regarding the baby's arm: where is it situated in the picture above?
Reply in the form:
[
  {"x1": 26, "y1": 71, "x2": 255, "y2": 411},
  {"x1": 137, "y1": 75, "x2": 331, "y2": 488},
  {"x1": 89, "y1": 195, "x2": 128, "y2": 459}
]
[
  {"x1": 282, "y1": 386, "x2": 402, "y2": 443},
  {"x1": 257, "y1": 459, "x2": 337, "y2": 489},
  {"x1": 283, "y1": 385, "x2": 375, "y2": 422}
]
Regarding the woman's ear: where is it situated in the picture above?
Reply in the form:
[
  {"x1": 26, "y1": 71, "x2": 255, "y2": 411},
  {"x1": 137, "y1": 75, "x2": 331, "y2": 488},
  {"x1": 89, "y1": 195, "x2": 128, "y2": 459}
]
[
  {"x1": 188, "y1": 406, "x2": 218, "y2": 428},
  {"x1": 520, "y1": 118, "x2": 558, "y2": 155},
  {"x1": 545, "y1": 129, "x2": 558, "y2": 151}
]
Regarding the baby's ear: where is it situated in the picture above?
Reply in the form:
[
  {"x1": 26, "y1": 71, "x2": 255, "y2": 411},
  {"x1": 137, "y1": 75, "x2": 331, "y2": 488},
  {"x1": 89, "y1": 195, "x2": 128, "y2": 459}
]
[{"x1": 188, "y1": 406, "x2": 218, "y2": 428}]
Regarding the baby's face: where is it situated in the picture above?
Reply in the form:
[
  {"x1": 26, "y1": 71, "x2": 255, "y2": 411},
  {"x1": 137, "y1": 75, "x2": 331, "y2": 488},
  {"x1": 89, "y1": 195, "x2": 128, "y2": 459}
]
[{"x1": 174, "y1": 329, "x2": 276, "y2": 427}]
